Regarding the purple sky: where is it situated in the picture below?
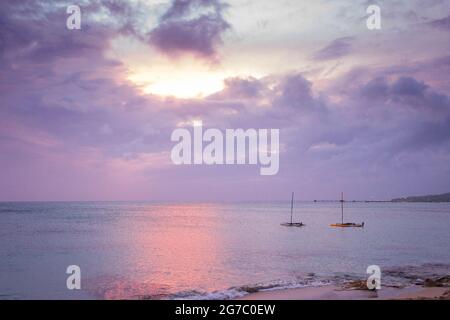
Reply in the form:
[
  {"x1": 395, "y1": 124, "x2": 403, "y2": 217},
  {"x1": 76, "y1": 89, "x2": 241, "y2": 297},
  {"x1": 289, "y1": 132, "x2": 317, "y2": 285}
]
[{"x1": 1, "y1": 0, "x2": 450, "y2": 201}]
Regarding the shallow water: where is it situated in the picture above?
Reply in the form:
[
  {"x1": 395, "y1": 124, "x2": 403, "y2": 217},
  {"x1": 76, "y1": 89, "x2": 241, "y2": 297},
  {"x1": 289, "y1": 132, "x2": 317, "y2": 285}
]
[{"x1": 0, "y1": 201, "x2": 449, "y2": 299}]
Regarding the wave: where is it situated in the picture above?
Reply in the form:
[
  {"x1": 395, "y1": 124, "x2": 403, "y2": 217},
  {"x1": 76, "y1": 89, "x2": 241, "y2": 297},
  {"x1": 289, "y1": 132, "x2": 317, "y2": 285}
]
[
  {"x1": 143, "y1": 276, "x2": 332, "y2": 300},
  {"x1": 141, "y1": 263, "x2": 450, "y2": 300}
]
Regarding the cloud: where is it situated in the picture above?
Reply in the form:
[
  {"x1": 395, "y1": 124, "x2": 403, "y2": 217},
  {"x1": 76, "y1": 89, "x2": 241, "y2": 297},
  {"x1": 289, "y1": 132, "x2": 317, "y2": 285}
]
[
  {"x1": 312, "y1": 36, "x2": 354, "y2": 61},
  {"x1": 357, "y1": 76, "x2": 450, "y2": 113},
  {"x1": 274, "y1": 74, "x2": 316, "y2": 109},
  {"x1": 149, "y1": 0, "x2": 230, "y2": 60},
  {"x1": 428, "y1": 15, "x2": 450, "y2": 31},
  {"x1": 1, "y1": 1, "x2": 450, "y2": 200},
  {"x1": 210, "y1": 76, "x2": 264, "y2": 99}
]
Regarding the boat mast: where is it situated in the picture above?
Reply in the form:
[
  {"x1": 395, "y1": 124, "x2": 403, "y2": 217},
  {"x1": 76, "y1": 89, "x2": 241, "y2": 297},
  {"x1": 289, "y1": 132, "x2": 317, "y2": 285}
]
[
  {"x1": 290, "y1": 192, "x2": 294, "y2": 224},
  {"x1": 341, "y1": 192, "x2": 344, "y2": 224}
]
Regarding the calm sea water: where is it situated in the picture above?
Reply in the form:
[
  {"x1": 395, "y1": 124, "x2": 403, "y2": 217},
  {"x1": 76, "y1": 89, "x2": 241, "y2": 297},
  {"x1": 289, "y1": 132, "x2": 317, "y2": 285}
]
[{"x1": 1, "y1": 201, "x2": 449, "y2": 299}]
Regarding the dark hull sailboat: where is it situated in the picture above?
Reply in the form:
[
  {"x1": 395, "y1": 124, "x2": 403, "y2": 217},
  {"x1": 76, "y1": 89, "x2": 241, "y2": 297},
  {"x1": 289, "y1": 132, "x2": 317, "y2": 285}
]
[
  {"x1": 281, "y1": 192, "x2": 305, "y2": 227},
  {"x1": 281, "y1": 222, "x2": 305, "y2": 227}
]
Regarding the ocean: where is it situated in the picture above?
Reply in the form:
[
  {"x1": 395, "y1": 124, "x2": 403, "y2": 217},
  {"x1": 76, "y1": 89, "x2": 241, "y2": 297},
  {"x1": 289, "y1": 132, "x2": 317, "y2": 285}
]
[{"x1": 1, "y1": 201, "x2": 449, "y2": 299}]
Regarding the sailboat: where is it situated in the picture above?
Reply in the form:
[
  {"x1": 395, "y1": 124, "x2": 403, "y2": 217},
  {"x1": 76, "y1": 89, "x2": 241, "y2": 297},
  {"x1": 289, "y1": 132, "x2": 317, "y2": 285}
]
[
  {"x1": 281, "y1": 192, "x2": 305, "y2": 227},
  {"x1": 330, "y1": 192, "x2": 364, "y2": 228}
]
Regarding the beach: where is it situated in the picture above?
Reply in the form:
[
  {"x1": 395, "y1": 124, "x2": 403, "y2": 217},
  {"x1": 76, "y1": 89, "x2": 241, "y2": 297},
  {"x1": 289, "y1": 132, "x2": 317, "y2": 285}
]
[{"x1": 239, "y1": 284, "x2": 450, "y2": 300}]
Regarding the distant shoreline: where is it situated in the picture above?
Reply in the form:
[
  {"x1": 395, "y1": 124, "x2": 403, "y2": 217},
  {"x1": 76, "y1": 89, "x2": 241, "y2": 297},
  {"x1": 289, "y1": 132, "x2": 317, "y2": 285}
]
[
  {"x1": 391, "y1": 192, "x2": 450, "y2": 203},
  {"x1": 313, "y1": 191, "x2": 450, "y2": 203}
]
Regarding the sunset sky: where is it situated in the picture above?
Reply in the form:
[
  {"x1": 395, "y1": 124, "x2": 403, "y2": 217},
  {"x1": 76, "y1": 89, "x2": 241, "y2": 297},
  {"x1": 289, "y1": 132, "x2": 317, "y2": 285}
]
[{"x1": 1, "y1": 0, "x2": 450, "y2": 201}]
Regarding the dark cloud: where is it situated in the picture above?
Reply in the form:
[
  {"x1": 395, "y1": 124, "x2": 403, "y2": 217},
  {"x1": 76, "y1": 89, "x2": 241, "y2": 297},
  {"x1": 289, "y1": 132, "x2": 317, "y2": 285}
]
[
  {"x1": 390, "y1": 77, "x2": 428, "y2": 96},
  {"x1": 0, "y1": 1, "x2": 173, "y2": 152},
  {"x1": 358, "y1": 77, "x2": 390, "y2": 101},
  {"x1": 210, "y1": 77, "x2": 264, "y2": 99},
  {"x1": 410, "y1": 119, "x2": 450, "y2": 148},
  {"x1": 149, "y1": 0, "x2": 230, "y2": 59},
  {"x1": 358, "y1": 76, "x2": 450, "y2": 112},
  {"x1": 428, "y1": 15, "x2": 450, "y2": 31},
  {"x1": 312, "y1": 36, "x2": 353, "y2": 61},
  {"x1": 0, "y1": 1, "x2": 125, "y2": 68},
  {"x1": 275, "y1": 74, "x2": 316, "y2": 109}
]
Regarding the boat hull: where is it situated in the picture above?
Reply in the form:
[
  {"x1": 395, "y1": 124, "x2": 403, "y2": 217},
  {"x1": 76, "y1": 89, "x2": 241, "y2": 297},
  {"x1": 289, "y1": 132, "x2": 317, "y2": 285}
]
[
  {"x1": 330, "y1": 223, "x2": 364, "y2": 228},
  {"x1": 281, "y1": 222, "x2": 305, "y2": 227}
]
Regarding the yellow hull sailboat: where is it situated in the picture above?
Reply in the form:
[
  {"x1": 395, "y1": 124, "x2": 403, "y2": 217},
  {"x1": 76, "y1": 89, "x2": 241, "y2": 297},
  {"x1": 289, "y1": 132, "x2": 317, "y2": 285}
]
[
  {"x1": 330, "y1": 192, "x2": 364, "y2": 228},
  {"x1": 330, "y1": 223, "x2": 364, "y2": 227}
]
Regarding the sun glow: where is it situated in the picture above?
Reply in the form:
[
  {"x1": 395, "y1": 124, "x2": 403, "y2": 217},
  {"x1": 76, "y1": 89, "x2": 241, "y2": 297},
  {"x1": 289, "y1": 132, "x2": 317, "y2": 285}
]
[
  {"x1": 126, "y1": 55, "x2": 230, "y2": 99},
  {"x1": 109, "y1": 37, "x2": 266, "y2": 99},
  {"x1": 131, "y1": 72, "x2": 225, "y2": 99}
]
